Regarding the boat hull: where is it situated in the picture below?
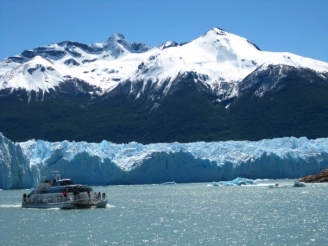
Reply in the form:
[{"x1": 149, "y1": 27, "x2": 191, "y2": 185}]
[
  {"x1": 95, "y1": 200, "x2": 108, "y2": 208},
  {"x1": 22, "y1": 199, "x2": 108, "y2": 209},
  {"x1": 22, "y1": 201, "x2": 75, "y2": 209}
]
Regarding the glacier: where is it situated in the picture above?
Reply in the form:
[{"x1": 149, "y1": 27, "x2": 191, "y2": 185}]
[{"x1": 1, "y1": 132, "x2": 328, "y2": 189}]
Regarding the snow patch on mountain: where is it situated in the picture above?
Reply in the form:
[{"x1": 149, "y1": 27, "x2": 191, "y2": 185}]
[
  {"x1": 0, "y1": 56, "x2": 64, "y2": 92},
  {"x1": 1, "y1": 27, "x2": 328, "y2": 99}
]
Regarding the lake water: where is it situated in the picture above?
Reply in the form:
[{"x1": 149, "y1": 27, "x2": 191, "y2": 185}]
[{"x1": 0, "y1": 180, "x2": 327, "y2": 245}]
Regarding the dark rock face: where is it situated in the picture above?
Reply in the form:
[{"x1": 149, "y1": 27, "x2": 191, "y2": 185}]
[
  {"x1": 1, "y1": 64, "x2": 328, "y2": 144},
  {"x1": 299, "y1": 169, "x2": 328, "y2": 183}
]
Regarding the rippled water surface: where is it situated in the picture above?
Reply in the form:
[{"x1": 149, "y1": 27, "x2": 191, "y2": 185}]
[{"x1": 1, "y1": 180, "x2": 327, "y2": 245}]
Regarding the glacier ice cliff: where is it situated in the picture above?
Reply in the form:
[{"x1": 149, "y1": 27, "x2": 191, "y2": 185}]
[
  {"x1": 1, "y1": 132, "x2": 328, "y2": 189},
  {"x1": 0, "y1": 133, "x2": 34, "y2": 189}
]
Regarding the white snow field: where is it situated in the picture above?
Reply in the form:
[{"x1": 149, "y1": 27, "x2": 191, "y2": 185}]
[{"x1": 1, "y1": 28, "x2": 328, "y2": 100}]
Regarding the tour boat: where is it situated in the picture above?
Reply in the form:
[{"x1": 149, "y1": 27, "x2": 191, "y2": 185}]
[{"x1": 22, "y1": 172, "x2": 108, "y2": 209}]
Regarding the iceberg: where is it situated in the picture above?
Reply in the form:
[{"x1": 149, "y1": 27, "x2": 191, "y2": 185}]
[
  {"x1": 1, "y1": 132, "x2": 328, "y2": 189},
  {"x1": 208, "y1": 177, "x2": 257, "y2": 187}
]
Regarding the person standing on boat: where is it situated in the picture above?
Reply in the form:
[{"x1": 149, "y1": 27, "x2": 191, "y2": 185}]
[
  {"x1": 73, "y1": 190, "x2": 78, "y2": 200},
  {"x1": 63, "y1": 190, "x2": 68, "y2": 201}
]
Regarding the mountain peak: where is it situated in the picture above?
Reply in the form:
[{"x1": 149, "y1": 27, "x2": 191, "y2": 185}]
[
  {"x1": 200, "y1": 27, "x2": 261, "y2": 51},
  {"x1": 0, "y1": 55, "x2": 63, "y2": 93},
  {"x1": 1, "y1": 27, "x2": 328, "y2": 99},
  {"x1": 106, "y1": 33, "x2": 125, "y2": 43},
  {"x1": 211, "y1": 27, "x2": 226, "y2": 35},
  {"x1": 202, "y1": 27, "x2": 226, "y2": 37},
  {"x1": 159, "y1": 41, "x2": 179, "y2": 50},
  {"x1": 104, "y1": 33, "x2": 151, "y2": 57}
]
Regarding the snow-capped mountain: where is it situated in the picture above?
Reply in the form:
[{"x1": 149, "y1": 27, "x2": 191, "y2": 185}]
[
  {"x1": 0, "y1": 33, "x2": 152, "y2": 94},
  {"x1": 1, "y1": 27, "x2": 327, "y2": 100},
  {"x1": 1, "y1": 27, "x2": 328, "y2": 143}
]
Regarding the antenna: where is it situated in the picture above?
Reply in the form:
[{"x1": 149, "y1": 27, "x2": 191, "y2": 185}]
[{"x1": 51, "y1": 171, "x2": 61, "y2": 180}]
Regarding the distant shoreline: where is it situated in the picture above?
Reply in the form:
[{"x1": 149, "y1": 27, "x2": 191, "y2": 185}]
[{"x1": 299, "y1": 169, "x2": 328, "y2": 183}]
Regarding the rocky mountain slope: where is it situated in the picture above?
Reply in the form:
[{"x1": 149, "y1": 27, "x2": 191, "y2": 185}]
[{"x1": 1, "y1": 27, "x2": 328, "y2": 143}]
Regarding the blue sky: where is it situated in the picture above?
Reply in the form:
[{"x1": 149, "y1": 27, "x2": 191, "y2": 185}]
[{"x1": 1, "y1": 0, "x2": 327, "y2": 62}]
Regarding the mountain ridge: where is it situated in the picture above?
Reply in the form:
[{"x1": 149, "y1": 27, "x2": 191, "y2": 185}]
[
  {"x1": 1, "y1": 27, "x2": 328, "y2": 143},
  {"x1": 1, "y1": 27, "x2": 328, "y2": 101}
]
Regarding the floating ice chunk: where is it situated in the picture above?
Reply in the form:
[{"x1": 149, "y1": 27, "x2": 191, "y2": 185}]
[{"x1": 208, "y1": 177, "x2": 257, "y2": 187}]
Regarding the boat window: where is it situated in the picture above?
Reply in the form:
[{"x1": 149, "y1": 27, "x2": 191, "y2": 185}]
[
  {"x1": 53, "y1": 179, "x2": 74, "y2": 186},
  {"x1": 61, "y1": 180, "x2": 74, "y2": 186}
]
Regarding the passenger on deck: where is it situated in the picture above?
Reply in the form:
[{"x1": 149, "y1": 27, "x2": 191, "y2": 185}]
[
  {"x1": 102, "y1": 193, "x2": 106, "y2": 200},
  {"x1": 73, "y1": 190, "x2": 78, "y2": 200},
  {"x1": 63, "y1": 190, "x2": 68, "y2": 200}
]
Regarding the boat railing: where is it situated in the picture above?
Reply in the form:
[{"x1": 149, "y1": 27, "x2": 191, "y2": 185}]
[
  {"x1": 35, "y1": 183, "x2": 51, "y2": 194},
  {"x1": 23, "y1": 191, "x2": 107, "y2": 205}
]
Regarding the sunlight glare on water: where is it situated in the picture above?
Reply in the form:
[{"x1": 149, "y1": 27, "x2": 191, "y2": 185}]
[{"x1": 0, "y1": 180, "x2": 327, "y2": 245}]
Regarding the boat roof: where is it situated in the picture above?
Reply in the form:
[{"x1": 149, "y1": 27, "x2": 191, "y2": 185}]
[{"x1": 53, "y1": 179, "x2": 74, "y2": 186}]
